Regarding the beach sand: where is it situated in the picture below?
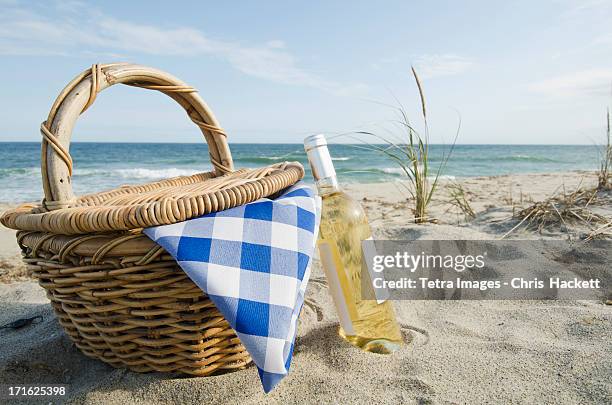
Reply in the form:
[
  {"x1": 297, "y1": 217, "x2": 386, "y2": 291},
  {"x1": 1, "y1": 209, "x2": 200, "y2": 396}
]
[{"x1": 0, "y1": 171, "x2": 610, "y2": 404}]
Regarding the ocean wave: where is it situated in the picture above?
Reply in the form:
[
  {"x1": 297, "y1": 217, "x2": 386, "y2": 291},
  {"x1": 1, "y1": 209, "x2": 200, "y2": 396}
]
[
  {"x1": 502, "y1": 155, "x2": 558, "y2": 163},
  {"x1": 367, "y1": 168, "x2": 455, "y2": 180},
  {"x1": 1, "y1": 166, "x2": 209, "y2": 181},
  {"x1": 0, "y1": 167, "x2": 40, "y2": 178},
  {"x1": 71, "y1": 167, "x2": 203, "y2": 179},
  {"x1": 334, "y1": 167, "x2": 405, "y2": 176},
  {"x1": 113, "y1": 168, "x2": 202, "y2": 179},
  {"x1": 452, "y1": 155, "x2": 560, "y2": 163},
  {"x1": 238, "y1": 155, "x2": 348, "y2": 162},
  {"x1": 382, "y1": 167, "x2": 405, "y2": 175},
  {"x1": 236, "y1": 156, "x2": 301, "y2": 164}
]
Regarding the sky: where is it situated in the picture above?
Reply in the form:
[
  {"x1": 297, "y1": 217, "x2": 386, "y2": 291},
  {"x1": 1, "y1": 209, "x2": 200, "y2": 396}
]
[{"x1": 0, "y1": 0, "x2": 611, "y2": 144}]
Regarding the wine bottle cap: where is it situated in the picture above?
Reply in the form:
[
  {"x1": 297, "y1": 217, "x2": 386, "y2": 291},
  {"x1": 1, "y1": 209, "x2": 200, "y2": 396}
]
[
  {"x1": 303, "y1": 134, "x2": 328, "y2": 152},
  {"x1": 303, "y1": 134, "x2": 336, "y2": 181}
]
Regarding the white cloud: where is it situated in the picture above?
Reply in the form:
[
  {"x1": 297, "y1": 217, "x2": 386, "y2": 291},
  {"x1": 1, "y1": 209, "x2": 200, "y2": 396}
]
[
  {"x1": 412, "y1": 54, "x2": 475, "y2": 79},
  {"x1": 528, "y1": 69, "x2": 612, "y2": 97},
  {"x1": 0, "y1": 1, "x2": 365, "y2": 96}
]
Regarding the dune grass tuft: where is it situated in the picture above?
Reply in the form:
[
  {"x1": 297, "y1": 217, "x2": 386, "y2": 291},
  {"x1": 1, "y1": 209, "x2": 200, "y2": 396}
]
[
  {"x1": 353, "y1": 67, "x2": 458, "y2": 223},
  {"x1": 446, "y1": 181, "x2": 476, "y2": 221},
  {"x1": 502, "y1": 186, "x2": 610, "y2": 239},
  {"x1": 597, "y1": 107, "x2": 611, "y2": 190}
]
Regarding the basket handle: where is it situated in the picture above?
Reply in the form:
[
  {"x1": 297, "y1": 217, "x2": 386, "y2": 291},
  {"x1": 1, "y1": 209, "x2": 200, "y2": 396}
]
[{"x1": 40, "y1": 63, "x2": 235, "y2": 211}]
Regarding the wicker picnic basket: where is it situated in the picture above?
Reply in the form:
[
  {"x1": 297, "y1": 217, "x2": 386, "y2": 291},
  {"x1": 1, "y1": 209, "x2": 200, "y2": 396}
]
[{"x1": 0, "y1": 63, "x2": 304, "y2": 375}]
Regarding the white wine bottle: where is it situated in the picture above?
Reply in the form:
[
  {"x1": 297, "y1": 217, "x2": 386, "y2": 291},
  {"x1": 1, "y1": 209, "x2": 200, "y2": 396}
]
[{"x1": 304, "y1": 134, "x2": 403, "y2": 354}]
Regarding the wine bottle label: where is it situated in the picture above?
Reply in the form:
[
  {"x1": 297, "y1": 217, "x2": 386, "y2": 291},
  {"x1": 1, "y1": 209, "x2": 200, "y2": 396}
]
[
  {"x1": 362, "y1": 237, "x2": 390, "y2": 304},
  {"x1": 318, "y1": 241, "x2": 356, "y2": 335}
]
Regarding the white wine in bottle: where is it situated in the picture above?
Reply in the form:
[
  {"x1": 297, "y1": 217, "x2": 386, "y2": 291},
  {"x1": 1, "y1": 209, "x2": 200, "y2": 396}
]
[{"x1": 304, "y1": 134, "x2": 403, "y2": 354}]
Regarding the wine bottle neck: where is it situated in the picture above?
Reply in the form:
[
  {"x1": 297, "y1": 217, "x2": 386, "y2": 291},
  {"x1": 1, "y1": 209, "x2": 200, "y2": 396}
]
[
  {"x1": 316, "y1": 176, "x2": 341, "y2": 196},
  {"x1": 304, "y1": 134, "x2": 341, "y2": 196}
]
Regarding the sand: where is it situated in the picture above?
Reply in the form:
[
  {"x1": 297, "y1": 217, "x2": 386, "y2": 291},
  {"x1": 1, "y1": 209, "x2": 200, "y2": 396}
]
[{"x1": 0, "y1": 171, "x2": 610, "y2": 404}]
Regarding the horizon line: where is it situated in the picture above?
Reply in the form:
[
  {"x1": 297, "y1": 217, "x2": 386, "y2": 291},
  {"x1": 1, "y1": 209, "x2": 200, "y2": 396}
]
[{"x1": 0, "y1": 141, "x2": 605, "y2": 147}]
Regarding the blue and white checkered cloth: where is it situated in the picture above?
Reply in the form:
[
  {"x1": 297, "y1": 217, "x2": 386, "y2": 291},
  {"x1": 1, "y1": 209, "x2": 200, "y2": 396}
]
[{"x1": 144, "y1": 182, "x2": 321, "y2": 393}]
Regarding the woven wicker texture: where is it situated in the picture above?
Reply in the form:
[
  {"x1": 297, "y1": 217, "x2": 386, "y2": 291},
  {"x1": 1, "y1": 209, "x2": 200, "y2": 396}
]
[
  {"x1": 17, "y1": 230, "x2": 251, "y2": 375},
  {"x1": 0, "y1": 63, "x2": 306, "y2": 377}
]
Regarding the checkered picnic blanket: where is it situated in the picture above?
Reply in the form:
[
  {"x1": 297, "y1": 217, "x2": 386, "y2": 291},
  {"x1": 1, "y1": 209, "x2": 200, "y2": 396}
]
[{"x1": 144, "y1": 183, "x2": 321, "y2": 393}]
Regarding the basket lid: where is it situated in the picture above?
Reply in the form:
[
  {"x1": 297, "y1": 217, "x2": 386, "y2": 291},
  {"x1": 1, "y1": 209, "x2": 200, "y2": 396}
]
[
  {"x1": 0, "y1": 63, "x2": 304, "y2": 234},
  {"x1": 1, "y1": 162, "x2": 304, "y2": 234}
]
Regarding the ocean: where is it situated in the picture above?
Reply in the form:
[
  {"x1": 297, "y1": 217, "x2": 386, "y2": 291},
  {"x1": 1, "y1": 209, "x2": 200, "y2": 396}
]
[{"x1": 0, "y1": 142, "x2": 601, "y2": 203}]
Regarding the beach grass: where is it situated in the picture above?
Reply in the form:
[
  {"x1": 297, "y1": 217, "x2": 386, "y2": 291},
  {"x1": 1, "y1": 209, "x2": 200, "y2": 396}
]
[
  {"x1": 353, "y1": 67, "x2": 458, "y2": 223},
  {"x1": 597, "y1": 106, "x2": 611, "y2": 190},
  {"x1": 446, "y1": 181, "x2": 476, "y2": 221},
  {"x1": 503, "y1": 185, "x2": 610, "y2": 238}
]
